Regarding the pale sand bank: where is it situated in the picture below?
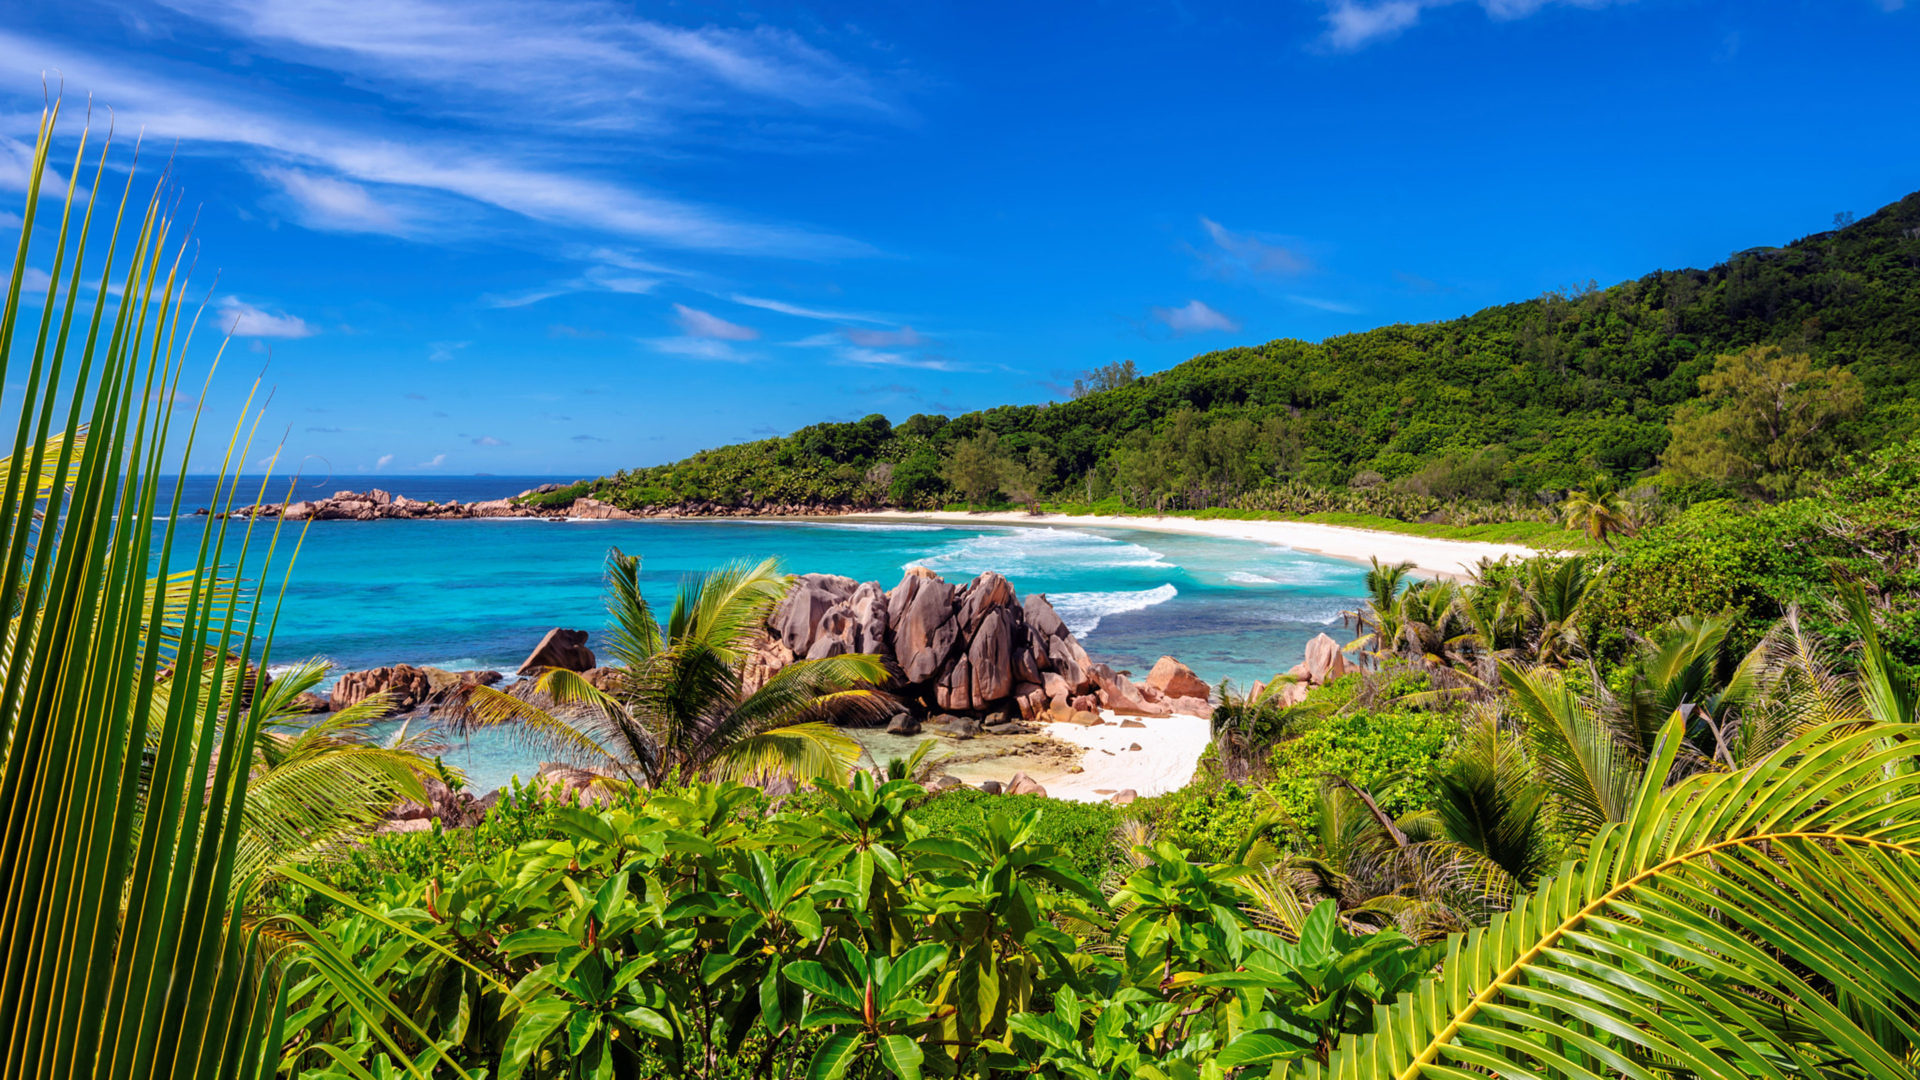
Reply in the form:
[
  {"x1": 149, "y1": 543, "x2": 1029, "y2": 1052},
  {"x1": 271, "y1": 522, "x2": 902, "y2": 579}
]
[
  {"x1": 852, "y1": 711, "x2": 1210, "y2": 804},
  {"x1": 844, "y1": 509, "x2": 1546, "y2": 579},
  {"x1": 1026, "y1": 710, "x2": 1211, "y2": 802}
]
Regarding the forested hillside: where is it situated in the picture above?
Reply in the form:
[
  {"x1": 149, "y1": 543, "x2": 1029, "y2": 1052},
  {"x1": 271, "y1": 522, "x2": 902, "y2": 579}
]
[{"x1": 563, "y1": 189, "x2": 1920, "y2": 515}]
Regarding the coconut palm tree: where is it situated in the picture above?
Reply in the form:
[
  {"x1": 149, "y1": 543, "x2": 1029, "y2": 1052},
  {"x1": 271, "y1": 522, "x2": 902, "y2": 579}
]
[
  {"x1": 444, "y1": 549, "x2": 885, "y2": 787},
  {"x1": 1343, "y1": 557, "x2": 1417, "y2": 655},
  {"x1": 1558, "y1": 475, "x2": 1635, "y2": 546}
]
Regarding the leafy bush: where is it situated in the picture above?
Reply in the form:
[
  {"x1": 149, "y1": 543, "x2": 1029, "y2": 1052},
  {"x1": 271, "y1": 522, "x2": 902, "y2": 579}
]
[
  {"x1": 1264, "y1": 703, "x2": 1459, "y2": 831},
  {"x1": 909, "y1": 787, "x2": 1122, "y2": 883},
  {"x1": 1125, "y1": 780, "x2": 1268, "y2": 863}
]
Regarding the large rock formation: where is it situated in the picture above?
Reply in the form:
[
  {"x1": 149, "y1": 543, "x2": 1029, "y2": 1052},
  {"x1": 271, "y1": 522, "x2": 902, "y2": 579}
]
[
  {"x1": 330, "y1": 664, "x2": 501, "y2": 715},
  {"x1": 756, "y1": 568, "x2": 1209, "y2": 722},
  {"x1": 1147, "y1": 656, "x2": 1211, "y2": 701},
  {"x1": 331, "y1": 664, "x2": 433, "y2": 714},
  {"x1": 1255, "y1": 632, "x2": 1359, "y2": 707},
  {"x1": 518, "y1": 628, "x2": 596, "y2": 675}
]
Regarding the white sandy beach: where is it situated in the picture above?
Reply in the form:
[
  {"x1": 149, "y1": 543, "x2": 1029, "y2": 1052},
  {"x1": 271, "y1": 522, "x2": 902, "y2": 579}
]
[
  {"x1": 848, "y1": 509, "x2": 1545, "y2": 579},
  {"x1": 947, "y1": 710, "x2": 1212, "y2": 803}
]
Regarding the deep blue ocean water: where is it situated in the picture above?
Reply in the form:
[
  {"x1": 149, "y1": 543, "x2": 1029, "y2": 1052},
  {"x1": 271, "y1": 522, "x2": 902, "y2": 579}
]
[{"x1": 159, "y1": 476, "x2": 1368, "y2": 788}]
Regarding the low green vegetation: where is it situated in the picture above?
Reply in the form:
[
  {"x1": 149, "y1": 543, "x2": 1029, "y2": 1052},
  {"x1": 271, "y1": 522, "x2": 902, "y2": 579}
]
[{"x1": 557, "y1": 190, "x2": 1920, "y2": 537}]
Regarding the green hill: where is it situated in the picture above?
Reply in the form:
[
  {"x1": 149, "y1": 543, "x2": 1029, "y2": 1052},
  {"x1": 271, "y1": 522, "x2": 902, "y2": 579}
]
[{"x1": 560, "y1": 190, "x2": 1920, "y2": 516}]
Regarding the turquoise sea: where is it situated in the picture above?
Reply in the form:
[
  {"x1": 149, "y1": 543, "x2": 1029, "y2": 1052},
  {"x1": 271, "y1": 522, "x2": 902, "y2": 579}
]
[{"x1": 163, "y1": 476, "x2": 1369, "y2": 789}]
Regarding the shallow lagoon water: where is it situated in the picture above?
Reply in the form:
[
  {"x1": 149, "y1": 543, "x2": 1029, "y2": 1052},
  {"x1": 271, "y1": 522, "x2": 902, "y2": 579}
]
[{"x1": 160, "y1": 477, "x2": 1368, "y2": 789}]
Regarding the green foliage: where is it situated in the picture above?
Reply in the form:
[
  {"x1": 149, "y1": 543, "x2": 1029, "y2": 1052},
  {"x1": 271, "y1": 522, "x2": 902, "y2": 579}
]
[
  {"x1": 1263, "y1": 696, "x2": 1458, "y2": 832},
  {"x1": 1126, "y1": 781, "x2": 1268, "y2": 863},
  {"x1": 280, "y1": 772, "x2": 1439, "y2": 1078},
  {"x1": 1662, "y1": 344, "x2": 1865, "y2": 497},
  {"x1": 571, "y1": 192, "x2": 1920, "y2": 518},
  {"x1": 1581, "y1": 438, "x2": 1920, "y2": 661},
  {"x1": 906, "y1": 788, "x2": 1123, "y2": 884}
]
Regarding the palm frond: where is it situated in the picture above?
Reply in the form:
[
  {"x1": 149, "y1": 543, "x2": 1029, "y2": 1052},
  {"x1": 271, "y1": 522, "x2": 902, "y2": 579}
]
[
  {"x1": 1498, "y1": 661, "x2": 1640, "y2": 834},
  {"x1": 1308, "y1": 716, "x2": 1920, "y2": 1079},
  {"x1": 666, "y1": 556, "x2": 788, "y2": 657},
  {"x1": 706, "y1": 720, "x2": 862, "y2": 785}
]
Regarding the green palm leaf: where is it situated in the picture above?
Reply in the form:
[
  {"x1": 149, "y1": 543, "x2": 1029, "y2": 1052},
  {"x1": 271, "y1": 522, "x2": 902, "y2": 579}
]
[
  {"x1": 0, "y1": 101, "x2": 289, "y2": 1079},
  {"x1": 1305, "y1": 715, "x2": 1920, "y2": 1079}
]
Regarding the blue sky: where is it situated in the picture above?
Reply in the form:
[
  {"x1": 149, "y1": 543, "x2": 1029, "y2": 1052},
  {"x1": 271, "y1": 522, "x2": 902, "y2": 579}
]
[{"x1": 2, "y1": 0, "x2": 1915, "y2": 477}]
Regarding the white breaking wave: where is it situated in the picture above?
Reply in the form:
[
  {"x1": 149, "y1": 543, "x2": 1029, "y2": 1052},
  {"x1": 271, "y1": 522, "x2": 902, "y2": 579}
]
[
  {"x1": 910, "y1": 527, "x2": 1172, "y2": 577},
  {"x1": 1048, "y1": 583, "x2": 1178, "y2": 637},
  {"x1": 755, "y1": 520, "x2": 945, "y2": 533},
  {"x1": 1224, "y1": 566, "x2": 1339, "y2": 586}
]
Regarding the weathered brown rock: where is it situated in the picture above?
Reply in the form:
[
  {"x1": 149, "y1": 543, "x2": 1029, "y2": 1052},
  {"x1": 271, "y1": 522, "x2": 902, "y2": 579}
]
[
  {"x1": 569, "y1": 497, "x2": 636, "y2": 520},
  {"x1": 1109, "y1": 789, "x2": 1138, "y2": 806},
  {"x1": 890, "y1": 572, "x2": 959, "y2": 683},
  {"x1": 937, "y1": 654, "x2": 973, "y2": 712},
  {"x1": 886, "y1": 712, "x2": 921, "y2": 736},
  {"x1": 1119, "y1": 718, "x2": 1146, "y2": 729},
  {"x1": 1147, "y1": 656, "x2": 1211, "y2": 702},
  {"x1": 535, "y1": 763, "x2": 621, "y2": 806},
  {"x1": 1091, "y1": 663, "x2": 1169, "y2": 717},
  {"x1": 968, "y1": 608, "x2": 1014, "y2": 704},
  {"x1": 1302, "y1": 633, "x2": 1355, "y2": 684},
  {"x1": 518, "y1": 628, "x2": 595, "y2": 675},
  {"x1": 422, "y1": 667, "x2": 504, "y2": 700},
  {"x1": 1007, "y1": 771, "x2": 1047, "y2": 797},
  {"x1": 776, "y1": 574, "x2": 857, "y2": 652},
  {"x1": 291, "y1": 691, "x2": 330, "y2": 713},
  {"x1": 928, "y1": 775, "x2": 963, "y2": 793},
  {"x1": 977, "y1": 779, "x2": 1003, "y2": 794},
  {"x1": 331, "y1": 664, "x2": 432, "y2": 715}
]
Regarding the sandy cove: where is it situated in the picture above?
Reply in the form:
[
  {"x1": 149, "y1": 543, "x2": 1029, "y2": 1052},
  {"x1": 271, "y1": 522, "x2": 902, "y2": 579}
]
[{"x1": 843, "y1": 509, "x2": 1547, "y2": 580}]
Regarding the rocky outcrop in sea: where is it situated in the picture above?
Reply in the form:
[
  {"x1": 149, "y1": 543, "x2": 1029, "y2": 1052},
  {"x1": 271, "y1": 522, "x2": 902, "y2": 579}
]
[
  {"x1": 749, "y1": 567, "x2": 1214, "y2": 725},
  {"x1": 207, "y1": 485, "x2": 874, "y2": 521}
]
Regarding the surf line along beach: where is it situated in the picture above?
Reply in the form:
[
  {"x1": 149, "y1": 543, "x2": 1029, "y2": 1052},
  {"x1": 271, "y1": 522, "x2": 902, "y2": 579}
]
[{"x1": 845, "y1": 509, "x2": 1547, "y2": 580}]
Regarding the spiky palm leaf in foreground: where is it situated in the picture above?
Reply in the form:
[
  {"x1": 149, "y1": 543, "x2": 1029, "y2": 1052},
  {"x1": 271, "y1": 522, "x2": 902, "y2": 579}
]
[
  {"x1": 444, "y1": 549, "x2": 882, "y2": 786},
  {"x1": 0, "y1": 104, "x2": 290, "y2": 1078},
  {"x1": 1300, "y1": 713, "x2": 1920, "y2": 1079}
]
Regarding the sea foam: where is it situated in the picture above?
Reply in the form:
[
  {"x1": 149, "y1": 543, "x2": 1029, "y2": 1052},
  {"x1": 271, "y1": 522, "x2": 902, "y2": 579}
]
[
  {"x1": 910, "y1": 527, "x2": 1171, "y2": 577},
  {"x1": 1049, "y1": 583, "x2": 1179, "y2": 637}
]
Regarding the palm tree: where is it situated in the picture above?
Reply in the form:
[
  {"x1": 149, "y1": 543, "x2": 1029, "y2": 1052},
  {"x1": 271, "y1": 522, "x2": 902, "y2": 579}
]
[
  {"x1": 1518, "y1": 554, "x2": 1592, "y2": 666},
  {"x1": 1344, "y1": 557, "x2": 1417, "y2": 656},
  {"x1": 445, "y1": 550, "x2": 886, "y2": 787},
  {"x1": 1558, "y1": 475, "x2": 1635, "y2": 546}
]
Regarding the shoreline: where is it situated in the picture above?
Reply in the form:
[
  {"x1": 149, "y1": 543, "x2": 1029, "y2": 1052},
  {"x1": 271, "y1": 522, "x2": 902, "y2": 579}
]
[{"x1": 832, "y1": 509, "x2": 1547, "y2": 580}]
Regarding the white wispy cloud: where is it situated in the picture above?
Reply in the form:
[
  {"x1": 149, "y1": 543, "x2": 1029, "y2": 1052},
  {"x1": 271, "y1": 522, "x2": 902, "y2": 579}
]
[
  {"x1": 0, "y1": 210, "x2": 20, "y2": 229},
  {"x1": 844, "y1": 325, "x2": 925, "y2": 347},
  {"x1": 154, "y1": 0, "x2": 903, "y2": 126},
  {"x1": 483, "y1": 251, "x2": 682, "y2": 308},
  {"x1": 471, "y1": 435, "x2": 506, "y2": 446},
  {"x1": 256, "y1": 165, "x2": 412, "y2": 235},
  {"x1": 417, "y1": 453, "x2": 446, "y2": 468},
  {"x1": 1287, "y1": 294, "x2": 1363, "y2": 314},
  {"x1": 427, "y1": 340, "x2": 469, "y2": 362},
  {"x1": 728, "y1": 294, "x2": 894, "y2": 324},
  {"x1": 674, "y1": 303, "x2": 758, "y2": 340},
  {"x1": 1319, "y1": 0, "x2": 1631, "y2": 51},
  {"x1": 1197, "y1": 218, "x2": 1312, "y2": 277},
  {"x1": 1153, "y1": 299, "x2": 1240, "y2": 335},
  {"x1": 644, "y1": 336, "x2": 755, "y2": 362},
  {"x1": 831, "y1": 347, "x2": 961, "y2": 371},
  {"x1": 375, "y1": 453, "x2": 394, "y2": 469},
  {"x1": 217, "y1": 296, "x2": 317, "y2": 338},
  {"x1": 0, "y1": 30, "x2": 873, "y2": 258}
]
